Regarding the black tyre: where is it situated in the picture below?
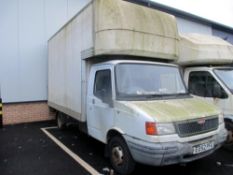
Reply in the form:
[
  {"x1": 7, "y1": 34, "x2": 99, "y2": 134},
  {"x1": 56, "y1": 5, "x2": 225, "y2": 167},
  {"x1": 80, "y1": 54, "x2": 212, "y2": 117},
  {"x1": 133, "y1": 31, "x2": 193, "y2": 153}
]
[
  {"x1": 108, "y1": 136, "x2": 135, "y2": 175},
  {"x1": 56, "y1": 112, "x2": 66, "y2": 130},
  {"x1": 224, "y1": 120, "x2": 233, "y2": 151}
]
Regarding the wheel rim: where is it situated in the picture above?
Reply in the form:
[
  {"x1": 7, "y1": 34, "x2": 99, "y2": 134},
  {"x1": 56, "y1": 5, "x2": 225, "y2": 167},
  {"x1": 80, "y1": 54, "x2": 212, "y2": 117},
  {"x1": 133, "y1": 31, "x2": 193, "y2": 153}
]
[{"x1": 112, "y1": 146, "x2": 124, "y2": 166}]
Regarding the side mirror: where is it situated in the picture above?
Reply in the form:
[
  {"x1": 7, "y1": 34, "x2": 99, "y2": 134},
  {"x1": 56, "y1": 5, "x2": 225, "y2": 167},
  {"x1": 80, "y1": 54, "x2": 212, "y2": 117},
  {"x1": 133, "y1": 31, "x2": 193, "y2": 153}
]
[{"x1": 213, "y1": 84, "x2": 227, "y2": 99}]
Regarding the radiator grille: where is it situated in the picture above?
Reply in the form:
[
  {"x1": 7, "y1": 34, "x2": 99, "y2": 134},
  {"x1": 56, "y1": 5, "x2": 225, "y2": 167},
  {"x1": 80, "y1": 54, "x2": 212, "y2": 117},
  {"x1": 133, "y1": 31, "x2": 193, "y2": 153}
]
[{"x1": 175, "y1": 116, "x2": 218, "y2": 137}]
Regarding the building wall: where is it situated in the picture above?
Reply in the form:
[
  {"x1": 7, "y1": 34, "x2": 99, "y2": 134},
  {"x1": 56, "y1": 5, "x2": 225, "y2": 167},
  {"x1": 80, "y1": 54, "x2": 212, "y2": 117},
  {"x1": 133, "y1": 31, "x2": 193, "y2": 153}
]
[
  {"x1": 0, "y1": 0, "x2": 90, "y2": 124},
  {"x1": 0, "y1": 0, "x2": 90, "y2": 103},
  {"x1": 212, "y1": 29, "x2": 233, "y2": 44},
  {"x1": 0, "y1": 0, "x2": 233, "y2": 125},
  {"x1": 173, "y1": 16, "x2": 233, "y2": 47},
  {"x1": 176, "y1": 17, "x2": 212, "y2": 35},
  {"x1": 2, "y1": 101, "x2": 54, "y2": 125},
  {"x1": 176, "y1": 17, "x2": 233, "y2": 45}
]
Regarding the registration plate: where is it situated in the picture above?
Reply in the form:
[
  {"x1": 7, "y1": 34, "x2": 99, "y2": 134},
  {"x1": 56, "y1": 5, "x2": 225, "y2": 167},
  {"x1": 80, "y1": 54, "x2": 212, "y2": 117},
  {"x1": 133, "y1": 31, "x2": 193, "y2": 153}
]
[{"x1": 193, "y1": 142, "x2": 214, "y2": 155}]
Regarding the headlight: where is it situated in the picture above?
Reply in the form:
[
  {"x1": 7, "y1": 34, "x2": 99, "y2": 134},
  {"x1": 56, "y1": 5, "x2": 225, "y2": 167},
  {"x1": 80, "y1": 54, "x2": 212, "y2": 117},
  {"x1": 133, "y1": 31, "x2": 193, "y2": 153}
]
[
  {"x1": 157, "y1": 123, "x2": 176, "y2": 135},
  {"x1": 145, "y1": 122, "x2": 176, "y2": 135},
  {"x1": 219, "y1": 113, "x2": 224, "y2": 125}
]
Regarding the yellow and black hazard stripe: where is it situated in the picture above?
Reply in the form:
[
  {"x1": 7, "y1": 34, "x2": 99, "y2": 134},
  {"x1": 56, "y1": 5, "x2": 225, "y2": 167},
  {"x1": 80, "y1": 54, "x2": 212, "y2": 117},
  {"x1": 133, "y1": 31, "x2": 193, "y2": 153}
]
[{"x1": 0, "y1": 98, "x2": 2, "y2": 128}]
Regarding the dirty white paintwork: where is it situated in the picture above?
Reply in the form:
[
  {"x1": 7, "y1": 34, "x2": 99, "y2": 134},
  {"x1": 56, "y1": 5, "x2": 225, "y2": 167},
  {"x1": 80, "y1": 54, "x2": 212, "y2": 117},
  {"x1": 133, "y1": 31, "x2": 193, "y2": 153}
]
[
  {"x1": 86, "y1": 64, "x2": 116, "y2": 142},
  {"x1": 184, "y1": 67, "x2": 233, "y2": 118},
  {"x1": 86, "y1": 62, "x2": 224, "y2": 144},
  {"x1": 180, "y1": 34, "x2": 233, "y2": 119},
  {"x1": 48, "y1": 3, "x2": 93, "y2": 120},
  {"x1": 178, "y1": 33, "x2": 233, "y2": 66},
  {"x1": 94, "y1": 0, "x2": 179, "y2": 60},
  {"x1": 48, "y1": 0, "x2": 179, "y2": 121},
  {"x1": 48, "y1": 1, "x2": 223, "y2": 154}
]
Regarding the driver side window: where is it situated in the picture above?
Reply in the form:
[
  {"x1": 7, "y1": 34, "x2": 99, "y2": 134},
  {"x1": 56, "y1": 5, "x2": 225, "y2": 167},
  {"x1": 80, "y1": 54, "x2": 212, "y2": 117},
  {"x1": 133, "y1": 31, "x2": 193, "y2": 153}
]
[
  {"x1": 189, "y1": 71, "x2": 227, "y2": 99},
  {"x1": 94, "y1": 69, "x2": 112, "y2": 101}
]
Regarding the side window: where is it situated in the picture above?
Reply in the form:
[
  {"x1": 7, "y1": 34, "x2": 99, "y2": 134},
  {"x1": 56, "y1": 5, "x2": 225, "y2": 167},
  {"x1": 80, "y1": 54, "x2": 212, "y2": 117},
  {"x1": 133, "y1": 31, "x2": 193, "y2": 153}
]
[
  {"x1": 189, "y1": 72, "x2": 206, "y2": 97},
  {"x1": 94, "y1": 69, "x2": 112, "y2": 102},
  {"x1": 206, "y1": 75, "x2": 216, "y2": 97},
  {"x1": 206, "y1": 74, "x2": 228, "y2": 98},
  {"x1": 189, "y1": 71, "x2": 227, "y2": 98}
]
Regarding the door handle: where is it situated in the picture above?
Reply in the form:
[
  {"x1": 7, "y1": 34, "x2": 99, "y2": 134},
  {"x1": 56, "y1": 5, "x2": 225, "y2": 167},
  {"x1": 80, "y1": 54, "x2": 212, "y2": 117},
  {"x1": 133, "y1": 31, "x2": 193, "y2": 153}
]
[{"x1": 92, "y1": 99, "x2": 95, "y2": 104}]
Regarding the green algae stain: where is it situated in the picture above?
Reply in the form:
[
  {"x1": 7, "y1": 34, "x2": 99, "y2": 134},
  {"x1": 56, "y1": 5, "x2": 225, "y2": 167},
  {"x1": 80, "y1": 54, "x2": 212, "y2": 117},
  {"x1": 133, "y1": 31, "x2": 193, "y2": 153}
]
[{"x1": 131, "y1": 97, "x2": 219, "y2": 122}]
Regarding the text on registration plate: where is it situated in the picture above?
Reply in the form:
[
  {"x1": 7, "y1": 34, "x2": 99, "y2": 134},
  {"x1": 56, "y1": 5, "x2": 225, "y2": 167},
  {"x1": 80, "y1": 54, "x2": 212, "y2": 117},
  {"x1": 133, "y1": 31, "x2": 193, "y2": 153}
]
[{"x1": 193, "y1": 142, "x2": 214, "y2": 155}]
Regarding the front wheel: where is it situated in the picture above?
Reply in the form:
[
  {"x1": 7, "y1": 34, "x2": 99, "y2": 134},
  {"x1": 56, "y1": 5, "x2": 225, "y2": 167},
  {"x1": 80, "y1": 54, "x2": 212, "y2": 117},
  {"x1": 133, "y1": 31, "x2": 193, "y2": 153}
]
[
  {"x1": 108, "y1": 136, "x2": 135, "y2": 175},
  {"x1": 224, "y1": 120, "x2": 233, "y2": 150}
]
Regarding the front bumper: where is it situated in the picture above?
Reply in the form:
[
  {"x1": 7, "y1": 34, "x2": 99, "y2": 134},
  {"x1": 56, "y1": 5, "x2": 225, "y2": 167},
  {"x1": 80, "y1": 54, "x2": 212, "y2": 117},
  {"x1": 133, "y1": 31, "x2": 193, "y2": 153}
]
[{"x1": 124, "y1": 127, "x2": 227, "y2": 166}]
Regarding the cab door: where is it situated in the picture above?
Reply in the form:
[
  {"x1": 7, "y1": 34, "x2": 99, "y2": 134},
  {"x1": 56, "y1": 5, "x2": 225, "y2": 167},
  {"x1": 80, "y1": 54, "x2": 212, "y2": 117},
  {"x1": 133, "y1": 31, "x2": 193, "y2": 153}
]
[
  {"x1": 188, "y1": 71, "x2": 229, "y2": 112},
  {"x1": 86, "y1": 66, "x2": 114, "y2": 143}
]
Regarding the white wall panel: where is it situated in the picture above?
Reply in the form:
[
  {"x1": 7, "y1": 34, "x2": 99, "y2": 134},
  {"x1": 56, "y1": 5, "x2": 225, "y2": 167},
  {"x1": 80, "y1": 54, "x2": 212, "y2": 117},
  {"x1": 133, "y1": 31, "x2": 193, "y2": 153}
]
[
  {"x1": 0, "y1": 0, "x2": 21, "y2": 102},
  {"x1": 212, "y1": 29, "x2": 233, "y2": 45},
  {"x1": 0, "y1": 0, "x2": 90, "y2": 103},
  {"x1": 44, "y1": 0, "x2": 68, "y2": 40},
  {"x1": 18, "y1": 0, "x2": 46, "y2": 101},
  {"x1": 177, "y1": 17, "x2": 212, "y2": 35}
]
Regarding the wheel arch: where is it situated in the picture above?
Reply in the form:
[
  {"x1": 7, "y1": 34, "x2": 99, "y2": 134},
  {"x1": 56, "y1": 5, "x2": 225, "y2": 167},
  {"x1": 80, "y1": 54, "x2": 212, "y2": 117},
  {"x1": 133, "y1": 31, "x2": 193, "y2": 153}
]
[
  {"x1": 106, "y1": 127, "x2": 125, "y2": 143},
  {"x1": 107, "y1": 129, "x2": 135, "y2": 175}
]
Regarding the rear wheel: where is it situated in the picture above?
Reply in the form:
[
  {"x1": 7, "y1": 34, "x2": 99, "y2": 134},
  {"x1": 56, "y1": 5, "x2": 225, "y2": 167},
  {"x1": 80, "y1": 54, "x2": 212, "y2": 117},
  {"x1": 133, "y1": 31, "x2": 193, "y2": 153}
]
[
  {"x1": 108, "y1": 136, "x2": 135, "y2": 175},
  {"x1": 56, "y1": 112, "x2": 66, "y2": 130},
  {"x1": 224, "y1": 120, "x2": 233, "y2": 150}
]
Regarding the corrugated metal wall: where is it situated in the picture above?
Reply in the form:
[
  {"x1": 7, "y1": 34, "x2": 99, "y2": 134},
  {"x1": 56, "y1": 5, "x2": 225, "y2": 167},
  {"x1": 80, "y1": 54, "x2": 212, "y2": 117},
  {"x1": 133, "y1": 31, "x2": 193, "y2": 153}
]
[
  {"x1": 177, "y1": 17, "x2": 233, "y2": 45},
  {"x1": 0, "y1": 0, "x2": 90, "y2": 103},
  {"x1": 176, "y1": 17, "x2": 212, "y2": 35},
  {"x1": 0, "y1": 0, "x2": 232, "y2": 103},
  {"x1": 212, "y1": 29, "x2": 233, "y2": 44}
]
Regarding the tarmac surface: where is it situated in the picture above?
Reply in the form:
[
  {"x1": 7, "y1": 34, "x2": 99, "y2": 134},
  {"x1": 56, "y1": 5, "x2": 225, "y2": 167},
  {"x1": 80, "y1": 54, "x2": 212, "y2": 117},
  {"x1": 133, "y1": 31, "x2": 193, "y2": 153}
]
[{"x1": 0, "y1": 121, "x2": 233, "y2": 175}]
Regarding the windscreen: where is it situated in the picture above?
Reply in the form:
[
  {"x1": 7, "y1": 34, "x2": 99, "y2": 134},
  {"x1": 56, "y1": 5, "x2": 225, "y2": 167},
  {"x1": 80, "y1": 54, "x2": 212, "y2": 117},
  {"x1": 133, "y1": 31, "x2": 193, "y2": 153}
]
[
  {"x1": 115, "y1": 63, "x2": 187, "y2": 100},
  {"x1": 215, "y1": 68, "x2": 233, "y2": 93}
]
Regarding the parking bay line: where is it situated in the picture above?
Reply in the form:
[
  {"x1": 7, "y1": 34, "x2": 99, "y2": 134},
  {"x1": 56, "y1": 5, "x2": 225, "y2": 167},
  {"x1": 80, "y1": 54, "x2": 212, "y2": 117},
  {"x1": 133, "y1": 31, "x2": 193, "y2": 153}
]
[{"x1": 41, "y1": 127, "x2": 100, "y2": 175}]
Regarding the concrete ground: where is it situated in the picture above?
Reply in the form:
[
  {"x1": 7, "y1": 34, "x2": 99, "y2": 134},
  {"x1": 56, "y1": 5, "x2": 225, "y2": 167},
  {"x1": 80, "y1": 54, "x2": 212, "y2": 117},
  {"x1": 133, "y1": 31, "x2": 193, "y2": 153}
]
[{"x1": 0, "y1": 121, "x2": 233, "y2": 175}]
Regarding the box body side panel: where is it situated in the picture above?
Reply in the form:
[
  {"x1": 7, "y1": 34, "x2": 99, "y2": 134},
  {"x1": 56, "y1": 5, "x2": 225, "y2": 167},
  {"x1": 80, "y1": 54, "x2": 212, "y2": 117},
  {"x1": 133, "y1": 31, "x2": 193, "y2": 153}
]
[
  {"x1": 48, "y1": 4, "x2": 94, "y2": 121},
  {"x1": 94, "y1": 0, "x2": 179, "y2": 60}
]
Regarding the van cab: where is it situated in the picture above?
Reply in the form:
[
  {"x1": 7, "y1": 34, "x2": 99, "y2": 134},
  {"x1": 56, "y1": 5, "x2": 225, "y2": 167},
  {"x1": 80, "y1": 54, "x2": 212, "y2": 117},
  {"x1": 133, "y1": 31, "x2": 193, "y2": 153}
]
[
  {"x1": 178, "y1": 33, "x2": 233, "y2": 148},
  {"x1": 86, "y1": 59, "x2": 227, "y2": 173}
]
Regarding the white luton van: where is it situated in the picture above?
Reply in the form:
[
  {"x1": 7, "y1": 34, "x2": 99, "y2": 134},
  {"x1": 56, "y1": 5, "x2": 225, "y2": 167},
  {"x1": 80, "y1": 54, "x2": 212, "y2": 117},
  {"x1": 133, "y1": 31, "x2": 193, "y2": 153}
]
[
  {"x1": 178, "y1": 33, "x2": 233, "y2": 149},
  {"x1": 48, "y1": 0, "x2": 227, "y2": 174}
]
